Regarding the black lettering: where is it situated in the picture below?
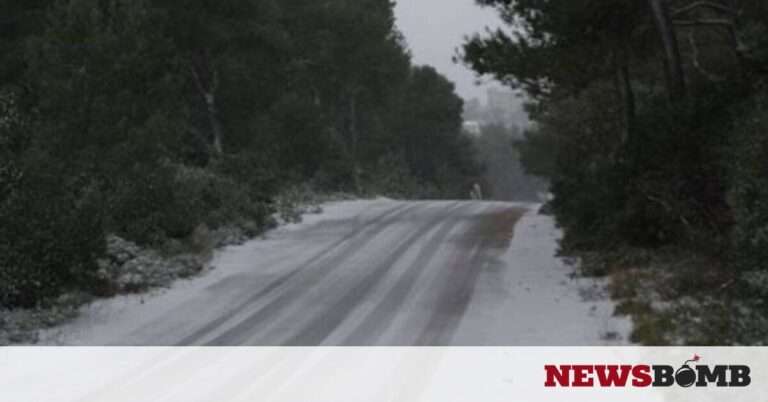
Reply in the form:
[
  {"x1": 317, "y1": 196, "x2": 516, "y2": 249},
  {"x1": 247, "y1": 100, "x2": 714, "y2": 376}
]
[
  {"x1": 652, "y1": 365, "x2": 674, "y2": 387},
  {"x1": 695, "y1": 366, "x2": 727, "y2": 387},
  {"x1": 729, "y1": 365, "x2": 751, "y2": 387}
]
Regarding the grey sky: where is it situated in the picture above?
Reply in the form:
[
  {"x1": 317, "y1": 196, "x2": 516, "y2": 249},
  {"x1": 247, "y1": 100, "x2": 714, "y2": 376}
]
[{"x1": 393, "y1": 0, "x2": 503, "y2": 102}]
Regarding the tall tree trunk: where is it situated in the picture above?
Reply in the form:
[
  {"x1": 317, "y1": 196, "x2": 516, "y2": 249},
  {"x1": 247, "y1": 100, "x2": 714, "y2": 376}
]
[
  {"x1": 648, "y1": 0, "x2": 686, "y2": 100},
  {"x1": 190, "y1": 50, "x2": 224, "y2": 156},
  {"x1": 611, "y1": 46, "x2": 636, "y2": 147},
  {"x1": 617, "y1": 64, "x2": 636, "y2": 145},
  {"x1": 723, "y1": 0, "x2": 746, "y2": 81},
  {"x1": 203, "y1": 90, "x2": 224, "y2": 156},
  {"x1": 347, "y1": 93, "x2": 362, "y2": 194}
]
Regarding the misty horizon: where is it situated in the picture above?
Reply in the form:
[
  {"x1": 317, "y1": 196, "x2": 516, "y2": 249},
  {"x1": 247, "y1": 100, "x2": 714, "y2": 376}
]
[{"x1": 393, "y1": 0, "x2": 506, "y2": 103}]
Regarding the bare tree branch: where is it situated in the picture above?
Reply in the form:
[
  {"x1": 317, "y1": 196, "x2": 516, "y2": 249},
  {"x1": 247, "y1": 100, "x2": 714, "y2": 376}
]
[
  {"x1": 673, "y1": 18, "x2": 734, "y2": 27},
  {"x1": 648, "y1": 0, "x2": 686, "y2": 99},
  {"x1": 189, "y1": 64, "x2": 206, "y2": 97},
  {"x1": 672, "y1": 1, "x2": 734, "y2": 17},
  {"x1": 212, "y1": 69, "x2": 219, "y2": 93}
]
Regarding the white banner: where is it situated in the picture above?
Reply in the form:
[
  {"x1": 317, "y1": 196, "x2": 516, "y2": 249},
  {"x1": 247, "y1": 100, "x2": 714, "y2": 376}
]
[{"x1": 1, "y1": 348, "x2": 764, "y2": 402}]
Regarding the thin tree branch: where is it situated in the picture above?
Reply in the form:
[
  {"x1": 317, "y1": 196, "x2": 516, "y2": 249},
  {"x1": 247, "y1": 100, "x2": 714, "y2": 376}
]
[
  {"x1": 672, "y1": 1, "x2": 734, "y2": 17},
  {"x1": 673, "y1": 19, "x2": 734, "y2": 27},
  {"x1": 189, "y1": 64, "x2": 206, "y2": 97},
  {"x1": 212, "y1": 68, "x2": 219, "y2": 93}
]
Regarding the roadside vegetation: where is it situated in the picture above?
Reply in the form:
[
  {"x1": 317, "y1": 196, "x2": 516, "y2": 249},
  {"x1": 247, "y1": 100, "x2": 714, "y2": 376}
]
[
  {"x1": 0, "y1": 0, "x2": 483, "y2": 337},
  {"x1": 463, "y1": 0, "x2": 768, "y2": 344}
]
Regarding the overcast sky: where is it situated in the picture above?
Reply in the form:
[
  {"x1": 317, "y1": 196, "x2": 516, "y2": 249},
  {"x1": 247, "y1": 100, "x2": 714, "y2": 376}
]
[{"x1": 393, "y1": 0, "x2": 504, "y2": 102}]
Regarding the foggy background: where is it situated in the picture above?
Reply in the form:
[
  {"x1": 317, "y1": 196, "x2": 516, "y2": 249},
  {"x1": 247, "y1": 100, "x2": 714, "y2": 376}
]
[
  {"x1": 395, "y1": 0, "x2": 541, "y2": 201},
  {"x1": 394, "y1": 0, "x2": 505, "y2": 103}
]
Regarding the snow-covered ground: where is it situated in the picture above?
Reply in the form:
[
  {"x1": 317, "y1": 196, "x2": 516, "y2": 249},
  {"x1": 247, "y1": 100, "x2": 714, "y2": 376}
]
[
  {"x1": 40, "y1": 199, "x2": 631, "y2": 345},
  {"x1": 452, "y1": 210, "x2": 632, "y2": 344}
]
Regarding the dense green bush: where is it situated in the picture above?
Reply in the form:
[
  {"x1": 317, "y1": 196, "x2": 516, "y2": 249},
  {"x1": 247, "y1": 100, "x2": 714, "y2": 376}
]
[
  {"x1": 0, "y1": 165, "x2": 104, "y2": 308},
  {"x1": 729, "y1": 94, "x2": 768, "y2": 272},
  {"x1": 533, "y1": 84, "x2": 736, "y2": 253},
  {"x1": 535, "y1": 84, "x2": 631, "y2": 250},
  {"x1": 106, "y1": 163, "x2": 197, "y2": 245},
  {"x1": 364, "y1": 153, "x2": 435, "y2": 199},
  {"x1": 177, "y1": 163, "x2": 274, "y2": 230},
  {"x1": 106, "y1": 161, "x2": 275, "y2": 246},
  {"x1": 0, "y1": 90, "x2": 103, "y2": 308}
]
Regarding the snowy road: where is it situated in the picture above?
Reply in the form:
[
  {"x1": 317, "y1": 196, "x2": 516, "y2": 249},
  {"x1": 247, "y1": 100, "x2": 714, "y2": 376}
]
[{"x1": 43, "y1": 200, "x2": 631, "y2": 346}]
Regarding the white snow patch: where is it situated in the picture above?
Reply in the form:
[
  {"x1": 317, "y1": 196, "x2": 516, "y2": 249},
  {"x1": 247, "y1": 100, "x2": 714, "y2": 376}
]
[{"x1": 453, "y1": 206, "x2": 633, "y2": 345}]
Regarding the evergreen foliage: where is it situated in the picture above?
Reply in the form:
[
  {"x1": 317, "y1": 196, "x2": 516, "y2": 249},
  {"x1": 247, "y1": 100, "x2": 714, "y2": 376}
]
[
  {"x1": 463, "y1": 0, "x2": 768, "y2": 342},
  {"x1": 0, "y1": 0, "x2": 480, "y2": 307}
]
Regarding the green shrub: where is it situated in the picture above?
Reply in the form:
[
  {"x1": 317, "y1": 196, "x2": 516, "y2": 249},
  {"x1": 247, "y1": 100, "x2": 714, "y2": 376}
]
[
  {"x1": 538, "y1": 86, "x2": 734, "y2": 252},
  {"x1": 364, "y1": 153, "x2": 432, "y2": 198},
  {"x1": 106, "y1": 161, "x2": 273, "y2": 246},
  {"x1": 0, "y1": 166, "x2": 104, "y2": 308},
  {"x1": 729, "y1": 94, "x2": 768, "y2": 272},
  {"x1": 106, "y1": 163, "x2": 200, "y2": 245},
  {"x1": 273, "y1": 184, "x2": 323, "y2": 223},
  {"x1": 175, "y1": 163, "x2": 274, "y2": 230},
  {"x1": 0, "y1": 90, "x2": 104, "y2": 308}
]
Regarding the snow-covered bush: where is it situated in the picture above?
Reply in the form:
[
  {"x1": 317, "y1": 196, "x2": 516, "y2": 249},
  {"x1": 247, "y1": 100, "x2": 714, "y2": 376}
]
[
  {"x1": 273, "y1": 183, "x2": 323, "y2": 224},
  {"x1": 176, "y1": 163, "x2": 272, "y2": 231},
  {"x1": 729, "y1": 270, "x2": 768, "y2": 345},
  {"x1": 94, "y1": 235, "x2": 204, "y2": 294},
  {"x1": 107, "y1": 160, "x2": 275, "y2": 246}
]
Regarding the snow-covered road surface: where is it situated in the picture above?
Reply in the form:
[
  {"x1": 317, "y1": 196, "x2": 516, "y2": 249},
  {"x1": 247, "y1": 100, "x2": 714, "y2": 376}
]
[{"x1": 42, "y1": 200, "x2": 631, "y2": 345}]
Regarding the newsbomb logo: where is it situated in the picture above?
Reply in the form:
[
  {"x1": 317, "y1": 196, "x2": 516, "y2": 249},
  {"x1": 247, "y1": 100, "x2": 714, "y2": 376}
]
[{"x1": 544, "y1": 355, "x2": 751, "y2": 388}]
